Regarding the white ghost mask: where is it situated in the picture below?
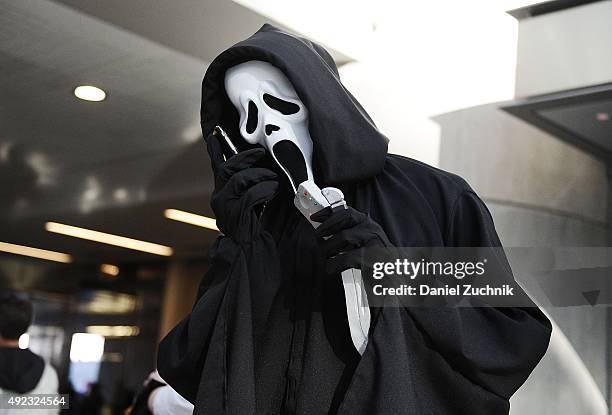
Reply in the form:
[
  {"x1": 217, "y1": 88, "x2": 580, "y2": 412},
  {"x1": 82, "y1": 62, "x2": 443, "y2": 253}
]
[
  {"x1": 225, "y1": 60, "x2": 370, "y2": 355},
  {"x1": 225, "y1": 60, "x2": 313, "y2": 192}
]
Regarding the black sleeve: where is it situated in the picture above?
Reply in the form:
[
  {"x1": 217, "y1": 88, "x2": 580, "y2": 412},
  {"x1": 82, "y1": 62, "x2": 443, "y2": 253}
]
[
  {"x1": 408, "y1": 191, "x2": 552, "y2": 399},
  {"x1": 445, "y1": 190, "x2": 506, "y2": 248}
]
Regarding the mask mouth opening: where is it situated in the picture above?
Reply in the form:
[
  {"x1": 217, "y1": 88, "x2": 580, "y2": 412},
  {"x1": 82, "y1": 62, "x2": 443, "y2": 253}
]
[{"x1": 271, "y1": 140, "x2": 308, "y2": 192}]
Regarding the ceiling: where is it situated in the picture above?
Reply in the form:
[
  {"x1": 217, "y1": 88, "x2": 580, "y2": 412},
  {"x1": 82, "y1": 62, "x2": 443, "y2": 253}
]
[
  {"x1": 502, "y1": 83, "x2": 612, "y2": 163},
  {"x1": 0, "y1": 0, "x2": 348, "y2": 265},
  {"x1": 52, "y1": 0, "x2": 352, "y2": 66},
  {"x1": 506, "y1": 0, "x2": 602, "y2": 19}
]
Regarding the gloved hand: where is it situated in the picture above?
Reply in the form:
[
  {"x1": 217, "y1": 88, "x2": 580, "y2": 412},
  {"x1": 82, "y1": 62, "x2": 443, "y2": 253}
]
[
  {"x1": 311, "y1": 206, "x2": 391, "y2": 275},
  {"x1": 207, "y1": 134, "x2": 279, "y2": 242}
]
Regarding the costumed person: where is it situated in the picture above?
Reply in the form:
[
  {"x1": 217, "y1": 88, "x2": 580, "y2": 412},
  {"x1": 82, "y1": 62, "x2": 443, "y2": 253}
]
[
  {"x1": 0, "y1": 293, "x2": 59, "y2": 415},
  {"x1": 157, "y1": 24, "x2": 551, "y2": 414}
]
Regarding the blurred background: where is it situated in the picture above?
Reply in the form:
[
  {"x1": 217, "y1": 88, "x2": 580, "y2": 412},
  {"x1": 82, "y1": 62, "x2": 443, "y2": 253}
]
[{"x1": 0, "y1": 0, "x2": 611, "y2": 414}]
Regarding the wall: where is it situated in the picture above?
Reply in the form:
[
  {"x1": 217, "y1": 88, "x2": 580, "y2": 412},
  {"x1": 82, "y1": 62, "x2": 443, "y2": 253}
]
[
  {"x1": 158, "y1": 259, "x2": 206, "y2": 341},
  {"x1": 515, "y1": 0, "x2": 612, "y2": 97},
  {"x1": 433, "y1": 102, "x2": 609, "y2": 414}
]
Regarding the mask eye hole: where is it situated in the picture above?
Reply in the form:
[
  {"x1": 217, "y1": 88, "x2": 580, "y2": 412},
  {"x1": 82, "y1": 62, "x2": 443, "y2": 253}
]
[
  {"x1": 246, "y1": 100, "x2": 258, "y2": 134},
  {"x1": 263, "y1": 93, "x2": 300, "y2": 115}
]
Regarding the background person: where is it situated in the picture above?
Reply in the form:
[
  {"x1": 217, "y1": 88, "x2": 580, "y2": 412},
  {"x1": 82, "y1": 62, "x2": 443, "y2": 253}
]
[{"x1": 0, "y1": 292, "x2": 59, "y2": 415}]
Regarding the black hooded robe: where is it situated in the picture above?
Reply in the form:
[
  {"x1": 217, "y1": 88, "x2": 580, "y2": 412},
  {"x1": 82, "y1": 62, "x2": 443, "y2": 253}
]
[{"x1": 158, "y1": 24, "x2": 551, "y2": 415}]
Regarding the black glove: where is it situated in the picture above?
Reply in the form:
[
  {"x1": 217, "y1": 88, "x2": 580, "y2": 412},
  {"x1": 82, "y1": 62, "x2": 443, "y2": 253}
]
[
  {"x1": 311, "y1": 206, "x2": 391, "y2": 275},
  {"x1": 207, "y1": 135, "x2": 279, "y2": 242}
]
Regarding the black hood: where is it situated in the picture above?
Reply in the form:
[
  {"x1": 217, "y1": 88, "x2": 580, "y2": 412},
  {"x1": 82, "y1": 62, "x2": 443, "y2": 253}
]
[
  {"x1": 0, "y1": 347, "x2": 45, "y2": 394},
  {"x1": 201, "y1": 24, "x2": 389, "y2": 186}
]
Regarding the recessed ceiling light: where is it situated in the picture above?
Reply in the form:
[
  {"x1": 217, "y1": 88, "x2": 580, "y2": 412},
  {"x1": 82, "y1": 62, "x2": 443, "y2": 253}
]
[
  {"x1": 100, "y1": 263, "x2": 120, "y2": 277},
  {"x1": 0, "y1": 241, "x2": 72, "y2": 263},
  {"x1": 74, "y1": 85, "x2": 106, "y2": 102},
  {"x1": 164, "y1": 209, "x2": 219, "y2": 231},
  {"x1": 45, "y1": 222, "x2": 173, "y2": 256},
  {"x1": 86, "y1": 325, "x2": 140, "y2": 337}
]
